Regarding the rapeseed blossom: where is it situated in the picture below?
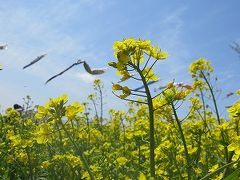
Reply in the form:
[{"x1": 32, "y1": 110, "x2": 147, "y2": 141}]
[{"x1": 35, "y1": 123, "x2": 52, "y2": 144}]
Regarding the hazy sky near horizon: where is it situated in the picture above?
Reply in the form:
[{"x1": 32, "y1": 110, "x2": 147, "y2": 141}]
[{"x1": 0, "y1": 0, "x2": 239, "y2": 115}]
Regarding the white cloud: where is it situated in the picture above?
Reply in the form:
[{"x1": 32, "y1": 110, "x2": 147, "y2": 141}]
[{"x1": 75, "y1": 72, "x2": 96, "y2": 83}]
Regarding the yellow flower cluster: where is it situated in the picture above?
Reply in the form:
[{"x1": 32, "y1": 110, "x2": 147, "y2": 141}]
[
  {"x1": 46, "y1": 94, "x2": 68, "y2": 108},
  {"x1": 116, "y1": 156, "x2": 128, "y2": 166},
  {"x1": 34, "y1": 123, "x2": 52, "y2": 144},
  {"x1": 162, "y1": 82, "x2": 192, "y2": 102},
  {"x1": 109, "y1": 38, "x2": 168, "y2": 84},
  {"x1": 35, "y1": 94, "x2": 69, "y2": 119},
  {"x1": 65, "y1": 102, "x2": 84, "y2": 119},
  {"x1": 189, "y1": 58, "x2": 213, "y2": 78},
  {"x1": 113, "y1": 38, "x2": 168, "y2": 62}
]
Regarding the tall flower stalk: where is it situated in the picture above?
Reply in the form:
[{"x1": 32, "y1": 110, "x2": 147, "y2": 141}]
[
  {"x1": 108, "y1": 38, "x2": 168, "y2": 177},
  {"x1": 189, "y1": 58, "x2": 230, "y2": 177}
]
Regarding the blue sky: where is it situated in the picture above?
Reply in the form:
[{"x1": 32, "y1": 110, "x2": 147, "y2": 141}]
[{"x1": 0, "y1": 0, "x2": 239, "y2": 115}]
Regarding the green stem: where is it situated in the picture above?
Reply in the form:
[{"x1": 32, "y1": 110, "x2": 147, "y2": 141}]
[
  {"x1": 120, "y1": 117, "x2": 126, "y2": 157},
  {"x1": 91, "y1": 99, "x2": 99, "y2": 121},
  {"x1": 47, "y1": 143, "x2": 57, "y2": 179},
  {"x1": 138, "y1": 141, "x2": 141, "y2": 169},
  {"x1": 26, "y1": 147, "x2": 33, "y2": 180},
  {"x1": 99, "y1": 85, "x2": 103, "y2": 126},
  {"x1": 171, "y1": 102, "x2": 191, "y2": 179},
  {"x1": 144, "y1": 60, "x2": 157, "y2": 80},
  {"x1": 200, "y1": 71, "x2": 220, "y2": 124},
  {"x1": 84, "y1": 104, "x2": 91, "y2": 149},
  {"x1": 199, "y1": 89, "x2": 208, "y2": 129},
  {"x1": 200, "y1": 71, "x2": 229, "y2": 171},
  {"x1": 142, "y1": 55, "x2": 151, "y2": 71},
  {"x1": 133, "y1": 62, "x2": 155, "y2": 178}
]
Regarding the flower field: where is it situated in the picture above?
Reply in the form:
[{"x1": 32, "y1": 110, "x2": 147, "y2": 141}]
[{"x1": 0, "y1": 38, "x2": 239, "y2": 179}]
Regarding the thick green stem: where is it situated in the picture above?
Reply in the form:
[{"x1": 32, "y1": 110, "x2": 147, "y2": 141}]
[
  {"x1": 171, "y1": 102, "x2": 192, "y2": 179},
  {"x1": 134, "y1": 63, "x2": 155, "y2": 178}
]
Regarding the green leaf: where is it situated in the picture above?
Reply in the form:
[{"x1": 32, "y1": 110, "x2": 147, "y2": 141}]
[
  {"x1": 200, "y1": 160, "x2": 240, "y2": 180},
  {"x1": 224, "y1": 168, "x2": 240, "y2": 180}
]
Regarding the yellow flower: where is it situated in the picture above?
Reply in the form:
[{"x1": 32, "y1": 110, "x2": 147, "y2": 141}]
[
  {"x1": 66, "y1": 154, "x2": 82, "y2": 168},
  {"x1": 41, "y1": 161, "x2": 50, "y2": 169},
  {"x1": 189, "y1": 58, "x2": 213, "y2": 77},
  {"x1": 113, "y1": 41, "x2": 125, "y2": 50},
  {"x1": 187, "y1": 145, "x2": 197, "y2": 155},
  {"x1": 176, "y1": 154, "x2": 185, "y2": 163},
  {"x1": 142, "y1": 68, "x2": 158, "y2": 81},
  {"x1": 119, "y1": 86, "x2": 131, "y2": 99},
  {"x1": 166, "y1": 82, "x2": 174, "y2": 89},
  {"x1": 93, "y1": 79, "x2": 102, "y2": 86},
  {"x1": 46, "y1": 94, "x2": 68, "y2": 108},
  {"x1": 147, "y1": 46, "x2": 159, "y2": 58},
  {"x1": 192, "y1": 80, "x2": 205, "y2": 90},
  {"x1": 138, "y1": 39, "x2": 151, "y2": 49},
  {"x1": 116, "y1": 62, "x2": 127, "y2": 71},
  {"x1": 112, "y1": 84, "x2": 122, "y2": 91},
  {"x1": 209, "y1": 164, "x2": 219, "y2": 173},
  {"x1": 228, "y1": 143, "x2": 240, "y2": 155},
  {"x1": 111, "y1": 38, "x2": 168, "y2": 68},
  {"x1": 194, "y1": 167, "x2": 202, "y2": 175},
  {"x1": 65, "y1": 102, "x2": 84, "y2": 119},
  {"x1": 117, "y1": 52, "x2": 129, "y2": 64},
  {"x1": 7, "y1": 155, "x2": 15, "y2": 164},
  {"x1": 35, "y1": 106, "x2": 48, "y2": 119},
  {"x1": 24, "y1": 119, "x2": 34, "y2": 126},
  {"x1": 35, "y1": 123, "x2": 52, "y2": 144},
  {"x1": 120, "y1": 71, "x2": 131, "y2": 82},
  {"x1": 228, "y1": 101, "x2": 240, "y2": 118},
  {"x1": 116, "y1": 157, "x2": 128, "y2": 166},
  {"x1": 236, "y1": 89, "x2": 240, "y2": 95},
  {"x1": 155, "y1": 51, "x2": 169, "y2": 60},
  {"x1": 5, "y1": 108, "x2": 21, "y2": 120},
  {"x1": 162, "y1": 88, "x2": 176, "y2": 102},
  {"x1": 6, "y1": 130, "x2": 21, "y2": 147},
  {"x1": 138, "y1": 173, "x2": 147, "y2": 180},
  {"x1": 122, "y1": 86, "x2": 131, "y2": 95},
  {"x1": 90, "y1": 165, "x2": 99, "y2": 173},
  {"x1": 18, "y1": 152, "x2": 28, "y2": 163},
  {"x1": 112, "y1": 84, "x2": 131, "y2": 98},
  {"x1": 175, "y1": 91, "x2": 187, "y2": 100},
  {"x1": 159, "y1": 140, "x2": 173, "y2": 149}
]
